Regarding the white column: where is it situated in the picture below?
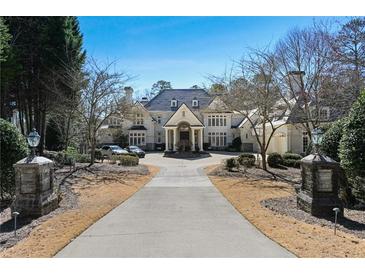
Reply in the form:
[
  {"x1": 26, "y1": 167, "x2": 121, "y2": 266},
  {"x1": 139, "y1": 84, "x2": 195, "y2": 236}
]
[
  {"x1": 165, "y1": 128, "x2": 169, "y2": 151},
  {"x1": 199, "y1": 128, "x2": 204, "y2": 151},
  {"x1": 191, "y1": 128, "x2": 195, "y2": 151},
  {"x1": 173, "y1": 127, "x2": 177, "y2": 151}
]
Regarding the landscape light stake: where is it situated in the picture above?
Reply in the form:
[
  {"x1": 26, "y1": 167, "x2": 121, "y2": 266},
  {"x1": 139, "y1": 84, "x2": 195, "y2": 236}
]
[
  {"x1": 12, "y1": 211, "x2": 20, "y2": 237},
  {"x1": 333, "y1": 208, "x2": 340, "y2": 235}
]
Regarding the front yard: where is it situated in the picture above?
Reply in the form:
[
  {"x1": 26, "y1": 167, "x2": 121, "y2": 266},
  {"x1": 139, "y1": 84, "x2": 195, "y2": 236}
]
[
  {"x1": 0, "y1": 163, "x2": 159, "y2": 258},
  {"x1": 206, "y1": 164, "x2": 365, "y2": 258}
]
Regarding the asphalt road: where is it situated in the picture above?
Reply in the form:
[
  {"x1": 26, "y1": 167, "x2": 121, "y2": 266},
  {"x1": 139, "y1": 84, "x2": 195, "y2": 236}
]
[{"x1": 56, "y1": 152, "x2": 294, "y2": 258}]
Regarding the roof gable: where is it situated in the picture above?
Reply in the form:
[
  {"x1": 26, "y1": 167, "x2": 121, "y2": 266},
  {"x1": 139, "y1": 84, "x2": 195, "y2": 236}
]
[
  {"x1": 203, "y1": 96, "x2": 231, "y2": 113},
  {"x1": 144, "y1": 89, "x2": 212, "y2": 111},
  {"x1": 163, "y1": 103, "x2": 204, "y2": 127}
]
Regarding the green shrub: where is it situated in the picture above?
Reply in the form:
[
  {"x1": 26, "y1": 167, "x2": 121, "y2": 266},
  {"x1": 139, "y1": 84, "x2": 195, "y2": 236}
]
[
  {"x1": 117, "y1": 155, "x2": 139, "y2": 166},
  {"x1": 281, "y1": 153, "x2": 302, "y2": 168},
  {"x1": 0, "y1": 119, "x2": 29, "y2": 198},
  {"x1": 283, "y1": 152, "x2": 302, "y2": 160},
  {"x1": 58, "y1": 146, "x2": 78, "y2": 166},
  {"x1": 283, "y1": 159, "x2": 301, "y2": 168},
  {"x1": 76, "y1": 154, "x2": 91, "y2": 163},
  {"x1": 225, "y1": 158, "x2": 238, "y2": 171},
  {"x1": 128, "y1": 152, "x2": 138, "y2": 158},
  {"x1": 267, "y1": 153, "x2": 283, "y2": 168},
  {"x1": 339, "y1": 91, "x2": 365, "y2": 204},
  {"x1": 232, "y1": 137, "x2": 242, "y2": 152},
  {"x1": 238, "y1": 153, "x2": 256, "y2": 167},
  {"x1": 320, "y1": 119, "x2": 344, "y2": 162}
]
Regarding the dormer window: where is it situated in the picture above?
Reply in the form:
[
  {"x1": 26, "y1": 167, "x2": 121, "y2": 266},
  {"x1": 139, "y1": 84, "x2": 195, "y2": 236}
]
[
  {"x1": 171, "y1": 98, "x2": 177, "y2": 107},
  {"x1": 192, "y1": 98, "x2": 199, "y2": 107}
]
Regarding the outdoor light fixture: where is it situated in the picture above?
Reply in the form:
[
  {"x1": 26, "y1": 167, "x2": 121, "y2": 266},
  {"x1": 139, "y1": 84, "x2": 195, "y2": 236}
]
[
  {"x1": 333, "y1": 207, "x2": 341, "y2": 235},
  {"x1": 312, "y1": 127, "x2": 323, "y2": 154},
  {"x1": 27, "y1": 128, "x2": 40, "y2": 157}
]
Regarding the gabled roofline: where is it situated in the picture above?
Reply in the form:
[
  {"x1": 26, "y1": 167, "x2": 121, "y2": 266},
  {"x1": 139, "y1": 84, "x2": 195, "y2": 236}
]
[
  {"x1": 238, "y1": 109, "x2": 258, "y2": 128},
  {"x1": 163, "y1": 103, "x2": 204, "y2": 128}
]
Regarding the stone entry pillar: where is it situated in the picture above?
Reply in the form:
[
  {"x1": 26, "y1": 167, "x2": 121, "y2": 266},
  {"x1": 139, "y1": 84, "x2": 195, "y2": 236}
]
[
  {"x1": 12, "y1": 156, "x2": 59, "y2": 217},
  {"x1": 297, "y1": 154, "x2": 343, "y2": 217}
]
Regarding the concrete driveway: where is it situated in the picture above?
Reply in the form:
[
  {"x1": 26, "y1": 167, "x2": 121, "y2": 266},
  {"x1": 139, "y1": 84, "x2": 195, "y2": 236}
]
[{"x1": 56, "y1": 152, "x2": 294, "y2": 257}]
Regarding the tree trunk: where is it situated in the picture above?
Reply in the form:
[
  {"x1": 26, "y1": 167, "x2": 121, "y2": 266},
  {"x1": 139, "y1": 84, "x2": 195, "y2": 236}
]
[
  {"x1": 90, "y1": 132, "x2": 96, "y2": 165},
  {"x1": 261, "y1": 120, "x2": 267, "y2": 170}
]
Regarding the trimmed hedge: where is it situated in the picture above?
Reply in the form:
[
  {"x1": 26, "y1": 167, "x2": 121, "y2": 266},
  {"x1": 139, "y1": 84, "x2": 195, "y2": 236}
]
[
  {"x1": 282, "y1": 152, "x2": 301, "y2": 168},
  {"x1": 225, "y1": 158, "x2": 238, "y2": 171},
  {"x1": 117, "y1": 155, "x2": 139, "y2": 166},
  {"x1": 283, "y1": 159, "x2": 301, "y2": 168},
  {"x1": 283, "y1": 152, "x2": 302, "y2": 160},
  {"x1": 0, "y1": 119, "x2": 29, "y2": 198},
  {"x1": 238, "y1": 153, "x2": 256, "y2": 167},
  {"x1": 267, "y1": 153, "x2": 283, "y2": 168}
]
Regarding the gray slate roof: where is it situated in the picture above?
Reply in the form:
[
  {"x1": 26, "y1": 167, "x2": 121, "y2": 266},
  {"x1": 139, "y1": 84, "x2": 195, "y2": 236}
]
[{"x1": 144, "y1": 89, "x2": 213, "y2": 111}]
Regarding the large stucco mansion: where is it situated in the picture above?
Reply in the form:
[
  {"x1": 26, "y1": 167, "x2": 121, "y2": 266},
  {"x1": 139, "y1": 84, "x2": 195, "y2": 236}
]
[{"x1": 97, "y1": 86, "x2": 336, "y2": 155}]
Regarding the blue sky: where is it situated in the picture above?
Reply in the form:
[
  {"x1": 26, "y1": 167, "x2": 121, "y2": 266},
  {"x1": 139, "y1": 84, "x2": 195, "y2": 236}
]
[{"x1": 78, "y1": 16, "x2": 341, "y2": 96}]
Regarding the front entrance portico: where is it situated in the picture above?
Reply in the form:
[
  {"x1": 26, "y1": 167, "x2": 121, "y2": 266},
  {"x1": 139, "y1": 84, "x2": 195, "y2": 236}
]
[{"x1": 163, "y1": 103, "x2": 205, "y2": 152}]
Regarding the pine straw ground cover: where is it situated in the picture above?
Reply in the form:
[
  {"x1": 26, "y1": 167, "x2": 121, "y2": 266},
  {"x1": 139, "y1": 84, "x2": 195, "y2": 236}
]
[
  {"x1": 206, "y1": 165, "x2": 365, "y2": 258},
  {"x1": 0, "y1": 164, "x2": 159, "y2": 258}
]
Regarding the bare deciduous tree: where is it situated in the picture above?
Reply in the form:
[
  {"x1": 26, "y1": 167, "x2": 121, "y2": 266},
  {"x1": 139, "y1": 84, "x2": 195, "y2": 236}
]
[
  {"x1": 274, "y1": 26, "x2": 333, "y2": 140},
  {"x1": 210, "y1": 49, "x2": 284, "y2": 170},
  {"x1": 80, "y1": 59, "x2": 132, "y2": 164}
]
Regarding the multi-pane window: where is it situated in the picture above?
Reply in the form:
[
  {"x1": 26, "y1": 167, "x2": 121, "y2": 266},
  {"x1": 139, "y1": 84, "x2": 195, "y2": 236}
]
[
  {"x1": 303, "y1": 131, "x2": 309, "y2": 153},
  {"x1": 207, "y1": 115, "x2": 227, "y2": 127},
  {"x1": 134, "y1": 113, "x2": 144, "y2": 125},
  {"x1": 208, "y1": 132, "x2": 227, "y2": 147},
  {"x1": 129, "y1": 132, "x2": 145, "y2": 146},
  {"x1": 108, "y1": 117, "x2": 122, "y2": 126},
  {"x1": 319, "y1": 108, "x2": 329, "y2": 120}
]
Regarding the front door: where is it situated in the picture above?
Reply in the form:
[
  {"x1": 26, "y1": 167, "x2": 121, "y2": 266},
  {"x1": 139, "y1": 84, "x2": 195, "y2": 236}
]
[{"x1": 180, "y1": 131, "x2": 189, "y2": 141}]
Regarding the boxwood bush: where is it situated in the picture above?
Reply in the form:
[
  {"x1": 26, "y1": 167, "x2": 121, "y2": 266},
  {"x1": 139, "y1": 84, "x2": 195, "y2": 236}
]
[
  {"x1": 238, "y1": 153, "x2": 256, "y2": 167},
  {"x1": 225, "y1": 158, "x2": 238, "y2": 171},
  {"x1": 282, "y1": 152, "x2": 302, "y2": 168},
  {"x1": 0, "y1": 119, "x2": 29, "y2": 198},
  {"x1": 267, "y1": 152, "x2": 283, "y2": 168},
  {"x1": 339, "y1": 91, "x2": 365, "y2": 204},
  {"x1": 117, "y1": 155, "x2": 139, "y2": 166}
]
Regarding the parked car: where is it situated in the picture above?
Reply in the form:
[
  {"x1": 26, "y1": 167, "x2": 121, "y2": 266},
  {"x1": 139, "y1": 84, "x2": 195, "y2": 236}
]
[
  {"x1": 101, "y1": 145, "x2": 129, "y2": 158},
  {"x1": 125, "y1": 146, "x2": 145, "y2": 158}
]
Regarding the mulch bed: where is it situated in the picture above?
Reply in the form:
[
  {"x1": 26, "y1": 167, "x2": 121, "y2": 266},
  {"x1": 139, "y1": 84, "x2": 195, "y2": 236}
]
[
  {"x1": 209, "y1": 164, "x2": 302, "y2": 184},
  {"x1": 0, "y1": 163, "x2": 149, "y2": 251},
  {"x1": 262, "y1": 196, "x2": 365, "y2": 239}
]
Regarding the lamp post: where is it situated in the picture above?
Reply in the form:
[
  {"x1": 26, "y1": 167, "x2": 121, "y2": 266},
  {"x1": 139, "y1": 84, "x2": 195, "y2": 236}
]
[
  {"x1": 27, "y1": 128, "x2": 41, "y2": 159},
  {"x1": 311, "y1": 127, "x2": 323, "y2": 154}
]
